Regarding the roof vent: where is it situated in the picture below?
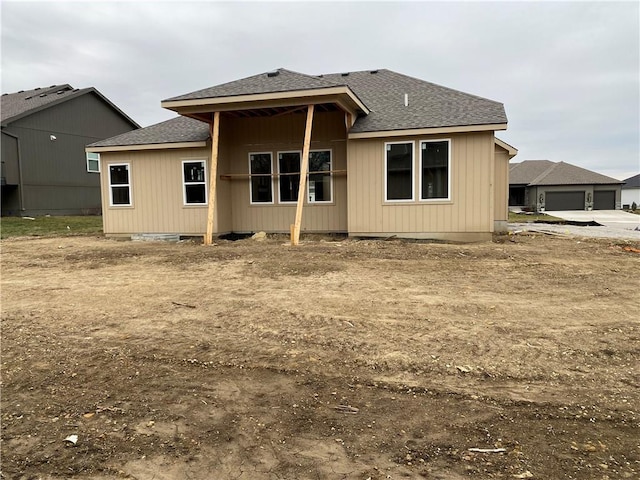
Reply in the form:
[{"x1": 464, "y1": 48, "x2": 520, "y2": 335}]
[
  {"x1": 35, "y1": 87, "x2": 41, "y2": 91},
  {"x1": 39, "y1": 93, "x2": 47, "y2": 97},
  {"x1": 72, "y1": 88, "x2": 80, "y2": 92},
  {"x1": 267, "y1": 70, "x2": 280, "y2": 78},
  {"x1": 341, "y1": 72, "x2": 350, "y2": 77},
  {"x1": 25, "y1": 96, "x2": 33, "y2": 100},
  {"x1": 18, "y1": 90, "x2": 24, "y2": 93},
  {"x1": 317, "y1": 74, "x2": 324, "y2": 78},
  {"x1": 370, "y1": 70, "x2": 378, "y2": 74},
  {"x1": 50, "y1": 85, "x2": 56, "y2": 88},
  {"x1": 2, "y1": 93, "x2": 8, "y2": 96},
  {"x1": 56, "y1": 90, "x2": 65, "y2": 95}
]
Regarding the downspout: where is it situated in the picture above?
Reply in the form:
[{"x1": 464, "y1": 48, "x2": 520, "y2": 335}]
[{"x1": 2, "y1": 130, "x2": 25, "y2": 212}]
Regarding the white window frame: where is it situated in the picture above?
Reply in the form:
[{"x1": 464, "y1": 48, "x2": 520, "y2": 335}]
[
  {"x1": 419, "y1": 139, "x2": 452, "y2": 202},
  {"x1": 308, "y1": 149, "x2": 333, "y2": 204},
  {"x1": 86, "y1": 152, "x2": 100, "y2": 173},
  {"x1": 277, "y1": 150, "x2": 302, "y2": 204},
  {"x1": 248, "y1": 152, "x2": 274, "y2": 205},
  {"x1": 182, "y1": 159, "x2": 207, "y2": 206},
  {"x1": 108, "y1": 163, "x2": 132, "y2": 207},
  {"x1": 384, "y1": 141, "x2": 415, "y2": 203}
]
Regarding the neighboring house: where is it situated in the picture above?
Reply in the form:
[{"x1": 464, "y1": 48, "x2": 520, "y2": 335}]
[
  {"x1": 509, "y1": 160, "x2": 623, "y2": 212},
  {"x1": 87, "y1": 68, "x2": 517, "y2": 242},
  {"x1": 1, "y1": 84, "x2": 139, "y2": 216},
  {"x1": 621, "y1": 174, "x2": 640, "y2": 209}
]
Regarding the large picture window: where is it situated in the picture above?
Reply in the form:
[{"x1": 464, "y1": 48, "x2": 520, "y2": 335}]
[
  {"x1": 385, "y1": 142, "x2": 413, "y2": 201},
  {"x1": 109, "y1": 164, "x2": 131, "y2": 206},
  {"x1": 278, "y1": 151, "x2": 301, "y2": 203},
  {"x1": 420, "y1": 140, "x2": 450, "y2": 200},
  {"x1": 249, "y1": 153, "x2": 273, "y2": 204},
  {"x1": 86, "y1": 152, "x2": 100, "y2": 173},
  {"x1": 308, "y1": 150, "x2": 332, "y2": 203},
  {"x1": 182, "y1": 160, "x2": 207, "y2": 205}
]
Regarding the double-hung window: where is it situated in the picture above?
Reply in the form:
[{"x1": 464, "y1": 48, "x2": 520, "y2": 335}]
[
  {"x1": 385, "y1": 142, "x2": 414, "y2": 201},
  {"x1": 86, "y1": 152, "x2": 100, "y2": 173},
  {"x1": 308, "y1": 150, "x2": 332, "y2": 203},
  {"x1": 278, "y1": 151, "x2": 301, "y2": 203},
  {"x1": 109, "y1": 164, "x2": 131, "y2": 206},
  {"x1": 249, "y1": 153, "x2": 273, "y2": 204},
  {"x1": 182, "y1": 160, "x2": 207, "y2": 205},
  {"x1": 420, "y1": 140, "x2": 450, "y2": 200}
]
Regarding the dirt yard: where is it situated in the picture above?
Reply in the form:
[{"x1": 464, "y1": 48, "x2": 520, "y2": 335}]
[{"x1": 2, "y1": 233, "x2": 639, "y2": 479}]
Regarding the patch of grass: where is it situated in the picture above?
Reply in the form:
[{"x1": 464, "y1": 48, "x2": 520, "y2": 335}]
[
  {"x1": 508, "y1": 212, "x2": 563, "y2": 223},
  {"x1": 0, "y1": 216, "x2": 103, "y2": 239}
]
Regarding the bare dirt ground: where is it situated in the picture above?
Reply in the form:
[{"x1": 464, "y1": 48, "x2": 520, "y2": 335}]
[{"x1": 2, "y1": 233, "x2": 639, "y2": 479}]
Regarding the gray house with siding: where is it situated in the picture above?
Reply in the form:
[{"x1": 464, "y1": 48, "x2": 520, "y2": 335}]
[
  {"x1": 1, "y1": 85, "x2": 139, "y2": 216},
  {"x1": 509, "y1": 160, "x2": 622, "y2": 212}
]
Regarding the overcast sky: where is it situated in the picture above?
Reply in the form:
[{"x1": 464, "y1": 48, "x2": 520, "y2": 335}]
[{"x1": 2, "y1": 1, "x2": 638, "y2": 179}]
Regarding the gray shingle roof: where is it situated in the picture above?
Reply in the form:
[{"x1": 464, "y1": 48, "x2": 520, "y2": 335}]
[
  {"x1": 622, "y1": 173, "x2": 640, "y2": 189},
  {"x1": 510, "y1": 160, "x2": 622, "y2": 186},
  {"x1": 88, "y1": 116, "x2": 209, "y2": 147},
  {"x1": 2, "y1": 84, "x2": 76, "y2": 123},
  {"x1": 97, "y1": 68, "x2": 508, "y2": 147},
  {"x1": 165, "y1": 68, "x2": 346, "y2": 102},
  {"x1": 322, "y1": 69, "x2": 507, "y2": 132},
  {"x1": 1, "y1": 84, "x2": 139, "y2": 128}
]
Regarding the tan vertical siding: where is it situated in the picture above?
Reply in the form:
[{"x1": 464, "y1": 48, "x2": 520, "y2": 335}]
[
  {"x1": 494, "y1": 147, "x2": 510, "y2": 224},
  {"x1": 347, "y1": 131, "x2": 495, "y2": 240},
  {"x1": 100, "y1": 147, "x2": 211, "y2": 235},
  {"x1": 224, "y1": 111, "x2": 348, "y2": 233}
]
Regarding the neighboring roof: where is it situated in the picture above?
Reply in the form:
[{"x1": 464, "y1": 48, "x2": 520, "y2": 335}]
[
  {"x1": 322, "y1": 69, "x2": 507, "y2": 133},
  {"x1": 88, "y1": 116, "x2": 209, "y2": 148},
  {"x1": 622, "y1": 173, "x2": 640, "y2": 189},
  {"x1": 164, "y1": 68, "x2": 507, "y2": 133},
  {"x1": 165, "y1": 68, "x2": 347, "y2": 102},
  {"x1": 1, "y1": 84, "x2": 139, "y2": 128},
  {"x1": 510, "y1": 160, "x2": 622, "y2": 186}
]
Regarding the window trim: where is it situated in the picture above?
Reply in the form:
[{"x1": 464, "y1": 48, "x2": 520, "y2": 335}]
[
  {"x1": 181, "y1": 159, "x2": 208, "y2": 206},
  {"x1": 86, "y1": 152, "x2": 100, "y2": 173},
  {"x1": 108, "y1": 163, "x2": 132, "y2": 207},
  {"x1": 419, "y1": 138, "x2": 452, "y2": 202},
  {"x1": 277, "y1": 150, "x2": 302, "y2": 204},
  {"x1": 248, "y1": 152, "x2": 274, "y2": 205},
  {"x1": 307, "y1": 149, "x2": 333, "y2": 204},
  {"x1": 384, "y1": 141, "x2": 415, "y2": 203}
]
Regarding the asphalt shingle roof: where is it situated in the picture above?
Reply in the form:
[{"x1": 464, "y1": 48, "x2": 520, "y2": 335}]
[
  {"x1": 2, "y1": 84, "x2": 139, "y2": 129},
  {"x1": 88, "y1": 116, "x2": 210, "y2": 147},
  {"x1": 2, "y1": 84, "x2": 77, "y2": 124},
  {"x1": 165, "y1": 69, "x2": 346, "y2": 102},
  {"x1": 322, "y1": 69, "x2": 507, "y2": 132},
  {"x1": 510, "y1": 160, "x2": 622, "y2": 186},
  {"x1": 622, "y1": 173, "x2": 640, "y2": 189},
  {"x1": 98, "y1": 68, "x2": 508, "y2": 147}
]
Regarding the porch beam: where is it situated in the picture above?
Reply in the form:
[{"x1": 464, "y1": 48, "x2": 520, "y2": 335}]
[
  {"x1": 291, "y1": 104, "x2": 315, "y2": 246},
  {"x1": 204, "y1": 111, "x2": 220, "y2": 245}
]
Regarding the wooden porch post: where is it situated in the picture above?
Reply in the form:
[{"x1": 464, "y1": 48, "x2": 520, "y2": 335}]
[
  {"x1": 204, "y1": 111, "x2": 220, "y2": 245},
  {"x1": 291, "y1": 105, "x2": 315, "y2": 246}
]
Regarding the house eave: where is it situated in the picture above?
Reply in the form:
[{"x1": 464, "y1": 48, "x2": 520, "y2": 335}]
[
  {"x1": 348, "y1": 123, "x2": 508, "y2": 139},
  {"x1": 161, "y1": 86, "x2": 369, "y2": 116},
  {"x1": 86, "y1": 141, "x2": 208, "y2": 153}
]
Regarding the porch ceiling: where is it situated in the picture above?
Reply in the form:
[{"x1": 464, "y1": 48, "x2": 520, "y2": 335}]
[{"x1": 186, "y1": 102, "x2": 340, "y2": 123}]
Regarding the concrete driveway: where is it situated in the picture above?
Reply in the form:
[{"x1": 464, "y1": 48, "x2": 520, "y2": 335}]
[{"x1": 548, "y1": 210, "x2": 640, "y2": 231}]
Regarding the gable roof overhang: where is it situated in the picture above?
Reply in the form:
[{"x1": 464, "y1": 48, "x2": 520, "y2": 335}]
[
  {"x1": 161, "y1": 86, "x2": 369, "y2": 123},
  {"x1": 495, "y1": 137, "x2": 518, "y2": 158}
]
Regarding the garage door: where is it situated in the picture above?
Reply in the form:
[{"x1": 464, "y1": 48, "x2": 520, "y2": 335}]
[
  {"x1": 545, "y1": 191, "x2": 585, "y2": 211},
  {"x1": 593, "y1": 190, "x2": 615, "y2": 210}
]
